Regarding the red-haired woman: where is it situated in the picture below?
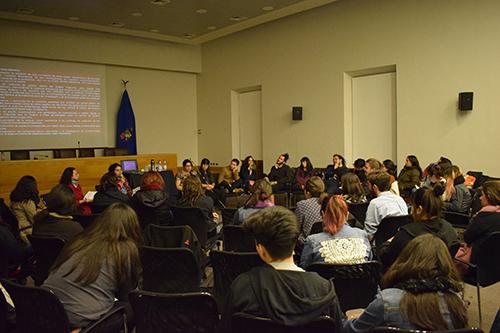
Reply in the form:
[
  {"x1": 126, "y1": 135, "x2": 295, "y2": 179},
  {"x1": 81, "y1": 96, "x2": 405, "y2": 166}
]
[{"x1": 299, "y1": 195, "x2": 371, "y2": 268}]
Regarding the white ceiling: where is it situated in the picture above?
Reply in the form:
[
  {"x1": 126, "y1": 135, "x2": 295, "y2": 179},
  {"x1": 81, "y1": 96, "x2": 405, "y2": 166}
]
[{"x1": 0, "y1": 0, "x2": 338, "y2": 45}]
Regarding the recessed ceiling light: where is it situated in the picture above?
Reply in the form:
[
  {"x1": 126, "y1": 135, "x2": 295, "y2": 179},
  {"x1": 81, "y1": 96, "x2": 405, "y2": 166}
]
[
  {"x1": 151, "y1": 0, "x2": 170, "y2": 6},
  {"x1": 68, "y1": 16, "x2": 80, "y2": 21},
  {"x1": 262, "y1": 6, "x2": 274, "y2": 11},
  {"x1": 16, "y1": 8, "x2": 34, "y2": 15},
  {"x1": 207, "y1": 26, "x2": 217, "y2": 30},
  {"x1": 110, "y1": 22, "x2": 125, "y2": 28},
  {"x1": 150, "y1": 29, "x2": 160, "y2": 33},
  {"x1": 195, "y1": 9, "x2": 208, "y2": 14},
  {"x1": 131, "y1": 12, "x2": 143, "y2": 17},
  {"x1": 229, "y1": 16, "x2": 248, "y2": 22},
  {"x1": 183, "y1": 33, "x2": 196, "y2": 39}
]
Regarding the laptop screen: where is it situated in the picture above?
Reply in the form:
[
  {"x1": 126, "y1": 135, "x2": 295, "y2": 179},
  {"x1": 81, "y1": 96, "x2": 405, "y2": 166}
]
[{"x1": 121, "y1": 159, "x2": 138, "y2": 172}]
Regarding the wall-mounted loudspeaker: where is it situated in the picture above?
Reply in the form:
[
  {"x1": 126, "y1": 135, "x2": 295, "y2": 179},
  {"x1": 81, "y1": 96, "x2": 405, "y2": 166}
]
[
  {"x1": 458, "y1": 92, "x2": 473, "y2": 111},
  {"x1": 292, "y1": 106, "x2": 303, "y2": 120}
]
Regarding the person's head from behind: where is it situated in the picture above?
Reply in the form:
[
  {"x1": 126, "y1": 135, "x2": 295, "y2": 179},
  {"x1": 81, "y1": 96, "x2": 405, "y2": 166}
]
[
  {"x1": 99, "y1": 173, "x2": 119, "y2": 192},
  {"x1": 368, "y1": 171, "x2": 391, "y2": 195},
  {"x1": 333, "y1": 154, "x2": 346, "y2": 167},
  {"x1": 108, "y1": 163, "x2": 123, "y2": 178},
  {"x1": 438, "y1": 156, "x2": 453, "y2": 169},
  {"x1": 411, "y1": 183, "x2": 445, "y2": 221},
  {"x1": 246, "y1": 179, "x2": 273, "y2": 207},
  {"x1": 300, "y1": 156, "x2": 313, "y2": 171},
  {"x1": 182, "y1": 175, "x2": 203, "y2": 206},
  {"x1": 305, "y1": 176, "x2": 325, "y2": 198},
  {"x1": 60, "y1": 167, "x2": 79, "y2": 185},
  {"x1": 321, "y1": 195, "x2": 348, "y2": 235},
  {"x1": 44, "y1": 184, "x2": 76, "y2": 216},
  {"x1": 341, "y1": 172, "x2": 365, "y2": 197},
  {"x1": 242, "y1": 206, "x2": 298, "y2": 263},
  {"x1": 10, "y1": 175, "x2": 40, "y2": 204},
  {"x1": 382, "y1": 234, "x2": 467, "y2": 330},
  {"x1": 353, "y1": 158, "x2": 366, "y2": 171},
  {"x1": 200, "y1": 158, "x2": 210, "y2": 172},
  {"x1": 276, "y1": 153, "x2": 289, "y2": 166},
  {"x1": 141, "y1": 171, "x2": 165, "y2": 191},
  {"x1": 364, "y1": 158, "x2": 382, "y2": 175},
  {"x1": 230, "y1": 158, "x2": 240, "y2": 171},
  {"x1": 52, "y1": 202, "x2": 143, "y2": 285},
  {"x1": 429, "y1": 164, "x2": 444, "y2": 184},
  {"x1": 182, "y1": 159, "x2": 193, "y2": 173},
  {"x1": 480, "y1": 180, "x2": 500, "y2": 207},
  {"x1": 383, "y1": 159, "x2": 397, "y2": 177}
]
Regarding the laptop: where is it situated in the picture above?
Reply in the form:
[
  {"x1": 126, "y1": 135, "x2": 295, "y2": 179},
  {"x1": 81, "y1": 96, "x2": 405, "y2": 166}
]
[{"x1": 121, "y1": 159, "x2": 138, "y2": 172}]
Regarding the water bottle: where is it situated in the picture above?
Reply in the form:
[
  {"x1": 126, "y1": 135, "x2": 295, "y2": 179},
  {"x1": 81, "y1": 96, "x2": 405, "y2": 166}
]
[
  {"x1": 163, "y1": 160, "x2": 167, "y2": 170},
  {"x1": 157, "y1": 161, "x2": 163, "y2": 172},
  {"x1": 150, "y1": 159, "x2": 155, "y2": 171}
]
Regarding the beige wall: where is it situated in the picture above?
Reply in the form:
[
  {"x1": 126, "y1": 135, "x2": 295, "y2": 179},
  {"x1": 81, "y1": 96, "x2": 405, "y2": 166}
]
[
  {"x1": 198, "y1": 0, "x2": 500, "y2": 175},
  {"x1": 0, "y1": 19, "x2": 200, "y2": 164}
]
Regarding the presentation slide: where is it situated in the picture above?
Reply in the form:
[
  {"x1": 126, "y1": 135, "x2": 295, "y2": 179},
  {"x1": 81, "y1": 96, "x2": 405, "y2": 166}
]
[{"x1": 0, "y1": 56, "x2": 107, "y2": 150}]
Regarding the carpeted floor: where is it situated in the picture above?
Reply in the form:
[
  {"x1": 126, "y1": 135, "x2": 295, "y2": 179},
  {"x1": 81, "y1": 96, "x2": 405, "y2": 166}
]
[{"x1": 464, "y1": 282, "x2": 500, "y2": 332}]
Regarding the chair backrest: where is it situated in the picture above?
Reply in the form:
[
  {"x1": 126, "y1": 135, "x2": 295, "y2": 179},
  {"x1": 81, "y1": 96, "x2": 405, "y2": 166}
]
[
  {"x1": 309, "y1": 221, "x2": 324, "y2": 235},
  {"x1": 129, "y1": 290, "x2": 219, "y2": 333},
  {"x1": 306, "y1": 261, "x2": 382, "y2": 313},
  {"x1": 274, "y1": 193, "x2": 289, "y2": 208},
  {"x1": 232, "y1": 312, "x2": 337, "y2": 333},
  {"x1": 141, "y1": 246, "x2": 201, "y2": 293},
  {"x1": 369, "y1": 327, "x2": 484, "y2": 333},
  {"x1": 223, "y1": 225, "x2": 256, "y2": 252},
  {"x1": 171, "y1": 206, "x2": 208, "y2": 248},
  {"x1": 27, "y1": 235, "x2": 66, "y2": 286},
  {"x1": 1, "y1": 279, "x2": 70, "y2": 333},
  {"x1": 348, "y1": 202, "x2": 370, "y2": 227},
  {"x1": 222, "y1": 208, "x2": 238, "y2": 225},
  {"x1": 443, "y1": 211, "x2": 470, "y2": 228},
  {"x1": 476, "y1": 231, "x2": 500, "y2": 287},
  {"x1": 374, "y1": 215, "x2": 413, "y2": 247},
  {"x1": 209, "y1": 250, "x2": 265, "y2": 303}
]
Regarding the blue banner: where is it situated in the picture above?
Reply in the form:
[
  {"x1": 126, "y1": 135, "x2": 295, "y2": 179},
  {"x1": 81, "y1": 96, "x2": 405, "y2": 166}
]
[{"x1": 116, "y1": 90, "x2": 137, "y2": 155}]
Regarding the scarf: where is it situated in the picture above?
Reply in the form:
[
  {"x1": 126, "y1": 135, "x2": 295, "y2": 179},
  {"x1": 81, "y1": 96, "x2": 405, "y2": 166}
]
[{"x1": 394, "y1": 277, "x2": 460, "y2": 293}]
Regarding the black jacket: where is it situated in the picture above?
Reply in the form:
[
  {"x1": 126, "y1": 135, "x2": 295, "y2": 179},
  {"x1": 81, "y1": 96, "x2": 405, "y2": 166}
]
[
  {"x1": 220, "y1": 264, "x2": 343, "y2": 333},
  {"x1": 92, "y1": 188, "x2": 130, "y2": 213},
  {"x1": 325, "y1": 165, "x2": 349, "y2": 181},
  {"x1": 464, "y1": 211, "x2": 500, "y2": 263},
  {"x1": 132, "y1": 190, "x2": 173, "y2": 228},
  {"x1": 268, "y1": 165, "x2": 294, "y2": 185}
]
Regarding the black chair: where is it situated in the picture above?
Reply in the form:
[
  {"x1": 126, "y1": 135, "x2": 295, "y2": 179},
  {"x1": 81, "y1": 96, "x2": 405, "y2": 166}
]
[
  {"x1": 290, "y1": 192, "x2": 306, "y2": 208},
  {"x1": 0, "y1": 285, "x2": 14, "y2": 333},
  {"x1": 369, "y1": 327, "x2": 484, "y2": 333},
  {"x1": 348, "y1": 202, "x2": 369, "y2": 227},
  {"x1": 223, "y1": 225, "x2": 255, "y2": 252},
  {"x1": 443, "y1": 211, "x2": 470, "y2": 228},
  {"x1": 73, "y1": 214, "x2": 100, "y2": 229},
  {"x1": 53, "y1": 149, "x2": 77, "y2": 158},
  {"x1": 232, "y1": 312, "x2": 337, "y2": 333},
  {"x1": 129, "y1": 290, "x2": 219, "y2": 333},
  {"x1": 1, "y1": 279, "x2": 127, "y2": 333},
  {"x1": 141, "y1": 246, "x2": 201, "y2": 293},
  {"x1": 209, "y1": 250, "x2": 265, "y2": 304},
  {"x1": 456, "y1": 232, "x2": 500, "y2": 328},
  {"x1": 27, "y1": 235, "x2": 66, "y2": 286},
  {"x1": 309, "y1": 221, "x2": 324, "y2": 235},
  {"x1": 222, "y1": 208, "x2": 238, "y2": 225},
  {"x1": 171, "y1": 206, "x2": 215, "y2": 250},
  {"x1": 374, "y1": 215, "x2": 413, "y2": 248},
  {"x1": 274, "y1": 193, "x2": 289, "y2": 208},
  {"x1": 306, "y1": 261, "x2": 382, "y2": 313},
  {"x1": 10, "y1": 150, "x2": 30, "y2": 160}
]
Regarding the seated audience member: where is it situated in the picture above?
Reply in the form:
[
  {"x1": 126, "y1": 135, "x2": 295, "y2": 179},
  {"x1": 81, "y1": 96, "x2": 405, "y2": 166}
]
[
  {"x1": 398, "y1": 155, "x2": 422, "y2": 197},
  {"x1": 239, "y1": 155, "x2": 257, "y2": 192},
  {"x1": 379, "y1": 184, "x2": 458, "y2": 268},
  {"x1": 267, "y1": 153, "x2": 294, "y2": 193},
  {"x1": 325, "y1": 154, "x2": 349, "y2": 194},
  {"x1": 9, "y1": 175, "x2": 42, "y2": 243},
  {"x1": 59, "y1": 167, "x2": 92, "y2": 215},
  {"x1": 0, "y1": 215, "x2": 33, "y2": 270},
  {"x1": 178, "y1": 176, "x2": 217, "y2": 232},
  {"x1": 233, "y1": 179, "x2": 274, "y2": 225},
  {"x1": 383, "y1": 159, "x2": 400, "y2": 196},
  {"x1": 218, "y1": 158, "x2": 242, "y2": 193},
  {"x1": 300, "y1": 195, "x2": 370, "y2": 268},
  {"x1": 341, "y1": 173, "x2": 367, "y2": 204},
  {"x1": 175, "y1": 159, "x2": 197, "y2": 191},
  {"x1": 198, "y1": 158, "x2": 224, "y2": 207},
  {"x1": 443, "y1": 165, "x2": 472, "y2": 214},
  {"x1": 353, "y1": 158, "x2": 369, "y2": 195},
  {"x1": 364, "y1": 158, "x2": 383, "y2": 175},
  {"x1": 295, "y1": 176, "x2": 327, "y2": 245},
  {"x1": 43, "y1": 203, "x2": 142, "y2": 329},
  {"x1": 422, "y1": 163, "x2": 446, "y2": 189},
  {"x1": 221, "y1": 206, "x2": 343, "y2": 333},
  {"x1": 438, "y1": 156, "x2": 453, "y2": 170},
  {"x1": 132, "y1": 171, "x2": 173, "y2": 229},
  {"x1": 343, "y1": 234, "x2": 468, "y2": 332},
  {"x1": 108, "y1": 163, "x2": 131, "y2": 196},
  {"x1": 461, "y1": 181, "x2": 500, "y2": 266},
  {"x1": 293, "y1": 156, "x2": 314, "y2": 192},
  {"x1": 364, "y1": 171, "x2": 408, "y2": 239},
  {"x1": 93, "y1": 173, "x2": 130, "y2": 213},
  {"x1": 32, "y1": 184, "x2": 83, "y2": 242}
]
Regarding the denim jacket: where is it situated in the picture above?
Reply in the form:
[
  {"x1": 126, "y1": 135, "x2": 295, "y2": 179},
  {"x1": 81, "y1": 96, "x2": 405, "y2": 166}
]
[{"x1": 342, "y1": 288, "x2": 456, "y2": 333}]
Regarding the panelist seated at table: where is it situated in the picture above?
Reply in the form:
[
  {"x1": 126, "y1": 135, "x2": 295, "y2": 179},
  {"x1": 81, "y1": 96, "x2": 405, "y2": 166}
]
[
  {"x1": 107, "y1": 163, "x2": 132, "y2": 197},
  {"x1": 59, "y1": 167, "x2": 92, "y2": 216}
]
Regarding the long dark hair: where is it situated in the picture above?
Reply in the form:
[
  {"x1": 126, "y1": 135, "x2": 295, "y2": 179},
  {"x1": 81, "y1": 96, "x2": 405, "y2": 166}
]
[
  {"x1": 242, "y1": 156, "x2": 256, "y2": 171},
  {"x1": 181, "y1": 176, "x2": 204, "y2": 207},
  {"x1": 412, "y1": 183, "x2": 445, "y2": 221},
  {"x1": 407, "y1": 155, "x2": 422, "y2": 177},
  {"x1": 382, "y1": 234, "x2": 467, "y2": 330},
  {"x1": 10, "y1": 175, "x2": 40, "y2": 204},
  {"x1": 51, "y1": 203, "x2": 143, "y2": 286},
  {"x1": 59, "y1": 167, "x2": 76, "y2": 185},
  {"x1": 299, "y1": 157, "x2": 313, "y2": 172}
]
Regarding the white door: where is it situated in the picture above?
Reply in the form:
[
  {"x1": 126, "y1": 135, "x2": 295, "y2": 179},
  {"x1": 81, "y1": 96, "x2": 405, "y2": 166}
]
[
  {"x1": 352, "y1": 72, "x2": 396, "y2": 162},
  {"x1": 234, "y1": 89, "x2": 262, "y2": 160}
]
